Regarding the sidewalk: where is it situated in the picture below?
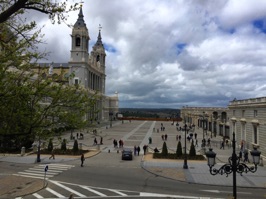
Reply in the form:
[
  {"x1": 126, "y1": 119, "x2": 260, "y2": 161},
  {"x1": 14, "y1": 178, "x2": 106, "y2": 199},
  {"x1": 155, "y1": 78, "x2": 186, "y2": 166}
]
[{"x1": 0, "y1": 120, "x2": 265, "y2": 198}]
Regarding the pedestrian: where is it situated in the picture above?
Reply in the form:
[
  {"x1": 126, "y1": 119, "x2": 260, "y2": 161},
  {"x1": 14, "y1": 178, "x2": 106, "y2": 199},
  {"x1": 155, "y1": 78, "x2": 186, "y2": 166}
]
[
  {"x1": 161, "y1": 134, "x2": 164, "y2": 141},
  {"x1": 154, "y1": 147, "x2": 159, "y2": 153},
  {"x1": 134, "y1": 145, "x2": 137, "y2": 155},
  {"x1": 207, "y1": 138, "x2": 211, "y2": 147},
  {"x1": 81, "y1": 153, "x2": 85, "y2": 167},
  {"x1": 137, "y1": 146, "x2": 140, "y2": 156},
  {"x1": 164, "y1": 134, "x2": 168, "y2": 141},
  {"x1": 195, "y1": 139, "x2": 198, "y2": 147},
  {"x1": 239, "y1": 150, "x2": 242, "y2": 161},
  {"x1": 176, "y1": 135, "x2": 178, "y2": 141},
  {"x1": 76, "y1": 132, "x2": 79, "y2": 139},
  {"x1": 94, "y1": 137, "x2": 98, "y2": 145},
  {"x1": 179, "y1": 135, "x2": 181, "y2": 140},
  {"x1": 143, "y1": 145, "x2": 147, "y2": 155},
  {"x1": 194, "y1": 133, "x2": 197, "y2": 139},
  {"x1": 100, "y1": 136, "x2": 103, "y2": 145},
  {"x1": 49, "y1": 149, "x2": 55, "y2": 159},
  {"x1": 243, "y1": 150, "x2": 249, "y2": 163},
  {"x1": 220, "y1": 140, "x2": 224, "y2": 149}
]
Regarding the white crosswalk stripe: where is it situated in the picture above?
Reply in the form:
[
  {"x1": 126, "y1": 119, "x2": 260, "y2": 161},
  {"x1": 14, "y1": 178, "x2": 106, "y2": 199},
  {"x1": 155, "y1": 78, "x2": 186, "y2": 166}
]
[
  {"x1": 22, "y1": 180, "x2": 223, "y2": 199},
  {"x1": 13, "y1": 164, "x2": 74, "y2": 179}
]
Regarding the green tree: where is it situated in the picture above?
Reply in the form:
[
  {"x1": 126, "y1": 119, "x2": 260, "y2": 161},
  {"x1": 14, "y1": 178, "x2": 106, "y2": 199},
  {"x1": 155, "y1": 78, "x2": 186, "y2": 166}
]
[
  {"x1": 47, "y1": 138, "x2": 53, "y2": 152},
  {"x1": 189, "y1": 140, "x2": 196, "y2": 156},
  {"x1": 161, "y1": 142, "x2": 168, "y2": 157},
  {"x1": 176, "y1": 141, "x2": 182, "y2": 157},
  {"x1": 72, "y1": 139, "x2": 79, "y2": 153},
  {"x1": 61, "y1": 139, "x2": 67, "y2": 151}
]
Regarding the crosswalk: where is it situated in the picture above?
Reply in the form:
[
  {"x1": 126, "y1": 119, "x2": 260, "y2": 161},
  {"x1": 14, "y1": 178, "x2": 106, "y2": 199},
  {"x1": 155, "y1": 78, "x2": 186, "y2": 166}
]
[
  {"x1": 13, "y1": 164, "x2": 75, "y2": 179},
  {"x1": 16, "y1": 180, "x2": 223, "y2": 199}
]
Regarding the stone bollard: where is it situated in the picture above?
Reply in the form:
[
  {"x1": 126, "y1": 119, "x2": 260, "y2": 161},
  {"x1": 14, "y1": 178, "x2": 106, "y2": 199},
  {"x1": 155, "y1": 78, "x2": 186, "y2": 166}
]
[
  {"x1": 259, "y1": 157, "x2": 264, "y2": 166},
  {"x1": 21, "y1": 147, "x2": 25, "y2": 156}
]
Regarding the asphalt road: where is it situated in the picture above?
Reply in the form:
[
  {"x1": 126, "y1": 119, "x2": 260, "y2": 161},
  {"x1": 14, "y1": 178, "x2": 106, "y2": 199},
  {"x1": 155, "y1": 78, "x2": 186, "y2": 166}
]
[{"x1": 14, "y1": 152, "x2": 265, "y2": 199}]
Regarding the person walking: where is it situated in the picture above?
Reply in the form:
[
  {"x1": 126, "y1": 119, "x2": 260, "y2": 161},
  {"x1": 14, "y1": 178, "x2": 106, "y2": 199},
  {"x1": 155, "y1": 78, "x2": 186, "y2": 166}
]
[
  {"x1": 81, "y1": 153, "x2": 85, "y2": 167},
  {"x1": 243, "y1": 150, "x2": 249, "y2": 163},
  {"x1": 143, "y1": 145, "x2": 147, "y2": 155},
  {"x1": 137, "y1": 146, "x2": 140, "y2": 156},
  {"x1": 49, "y1": 149, "x2": 55, "y2": 159},
  {"x1": 220, "y1": 140, "x2": 225, "y2": 149}
]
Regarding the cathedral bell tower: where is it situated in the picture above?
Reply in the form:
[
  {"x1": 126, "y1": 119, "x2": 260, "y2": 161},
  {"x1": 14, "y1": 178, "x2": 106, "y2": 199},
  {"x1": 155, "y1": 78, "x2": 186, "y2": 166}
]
[
  {"x1": 91, "y1": 25, "x2": 106, "y2": 93},
  {"x1": 70, "y1": 6, "x2": 90, "y2": 63}
]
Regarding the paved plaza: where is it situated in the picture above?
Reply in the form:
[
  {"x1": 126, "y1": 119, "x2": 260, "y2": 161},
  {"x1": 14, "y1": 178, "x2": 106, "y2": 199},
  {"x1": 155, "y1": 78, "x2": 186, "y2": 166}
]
[{"x1": 0, "y1": 120, "x2": 266, "y2": 197}]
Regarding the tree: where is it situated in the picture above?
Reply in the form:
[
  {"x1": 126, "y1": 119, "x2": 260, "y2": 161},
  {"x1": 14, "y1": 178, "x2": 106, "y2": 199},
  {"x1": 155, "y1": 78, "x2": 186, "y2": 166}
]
[
  {"x1": 0, "y1": 0, "x2": 80, "y2": 24},
  {"x1": 72, "y1": 139, "x2": 79, "y2": 153},
  {"x1": 61, "y1": 139, "x2": 67, "y2": 151},
  {"x1": 161, "y1": 142, "x2": 168, "y2": 157},
  {"x1": 189, "y1": 140, "x2": 196, "y2": 156},
  {"x1": 176, "y1": 141, "x2": 182, "y2": 157},
  {"x1": 0, "y1": 1, "x2": 99, "y2": 159},
  {"x1": 47, "y1": 138, "x2": 53, "y2": 152}
]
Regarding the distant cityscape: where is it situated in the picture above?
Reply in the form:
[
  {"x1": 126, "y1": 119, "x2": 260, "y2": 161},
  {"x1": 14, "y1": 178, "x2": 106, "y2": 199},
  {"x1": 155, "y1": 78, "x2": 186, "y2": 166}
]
[{"x1": 119, "y1": 108, "x2": 180, "y2": 119}]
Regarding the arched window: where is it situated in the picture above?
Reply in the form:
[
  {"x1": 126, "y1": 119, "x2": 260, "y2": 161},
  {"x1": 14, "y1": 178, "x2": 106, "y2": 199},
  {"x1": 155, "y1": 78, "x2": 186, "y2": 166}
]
[
  {"x1": 76, "y1": 37, "x2": 81, "y2": 46},
  {"x1": 96, "y1": 55, "x2": 100, "y2": 62}
]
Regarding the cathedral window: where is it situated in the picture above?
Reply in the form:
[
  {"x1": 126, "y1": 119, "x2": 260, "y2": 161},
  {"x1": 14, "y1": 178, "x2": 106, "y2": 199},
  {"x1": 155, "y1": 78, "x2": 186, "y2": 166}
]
[
  {"x1": 76, "y1": 37, "x2": 81, "y2": 46},
  {"x1": 96, "y1": 55, "x2": 100, "y2": 62}
]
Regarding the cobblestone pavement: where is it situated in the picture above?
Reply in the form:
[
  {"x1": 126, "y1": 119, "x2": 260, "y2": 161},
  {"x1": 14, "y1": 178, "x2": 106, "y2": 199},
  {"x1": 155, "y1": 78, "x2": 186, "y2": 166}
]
[{"x1": 0, "y1": 120, "x2": 265, "y2": 198}]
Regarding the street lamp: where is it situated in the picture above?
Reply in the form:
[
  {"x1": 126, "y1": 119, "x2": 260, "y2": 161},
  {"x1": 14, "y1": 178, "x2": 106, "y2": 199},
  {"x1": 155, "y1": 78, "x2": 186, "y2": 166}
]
[
  {"x1": 205, "y1": 132, "x2": 261, "y2": 199},
  {"x1": 183, "y1": 124, "x2": 189, "y2": 169}
]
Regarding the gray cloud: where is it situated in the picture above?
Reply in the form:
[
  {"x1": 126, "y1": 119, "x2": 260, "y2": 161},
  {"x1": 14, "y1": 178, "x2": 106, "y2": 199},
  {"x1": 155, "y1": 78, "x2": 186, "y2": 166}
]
[{"x1": 29, "y1": 0, "x2": 266, "y2": 108}]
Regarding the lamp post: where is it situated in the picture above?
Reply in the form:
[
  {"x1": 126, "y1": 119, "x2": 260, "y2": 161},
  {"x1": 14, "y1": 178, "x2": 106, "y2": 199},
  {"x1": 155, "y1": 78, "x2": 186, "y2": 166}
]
[
  {"x1": 205, "y1": 132, "x2": 261, "y2": 199},
  {"x1": 183, "y1": 124, "x2": 188, "y2": 169}
]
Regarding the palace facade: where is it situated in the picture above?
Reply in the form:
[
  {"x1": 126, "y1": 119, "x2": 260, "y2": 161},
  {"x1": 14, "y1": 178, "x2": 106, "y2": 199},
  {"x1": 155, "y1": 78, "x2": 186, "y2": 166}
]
[{"x1": 181, "y1": 97, "x2": 266, "y2": 158}]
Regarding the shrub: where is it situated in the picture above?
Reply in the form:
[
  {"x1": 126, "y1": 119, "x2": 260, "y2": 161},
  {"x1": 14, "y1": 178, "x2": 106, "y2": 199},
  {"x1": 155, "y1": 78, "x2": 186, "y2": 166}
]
[
  {"x1": 161, "y1": 142, "x2": 168, "y2": 157},
  {"x1": 61, "y1": 139, "x2": 67, "y2": 151},
  {"x1": 176, "y1": 141, "x2": 182, "y2": 157},
  {"x1": 73, "y1": 139, "x2": 79, "y2": 153},
  {"x1": 189, "y1": 140, "x2": 196, "y2": 156},
  {"x1": 47, "y1": 138, "x2": 53, "y2": 152}
]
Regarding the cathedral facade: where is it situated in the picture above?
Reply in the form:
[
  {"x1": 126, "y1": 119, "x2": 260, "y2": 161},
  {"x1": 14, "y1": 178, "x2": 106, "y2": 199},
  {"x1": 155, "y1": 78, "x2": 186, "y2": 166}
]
[{"x1": 36, "y1": 7, "x2": 119, "y2": 123}]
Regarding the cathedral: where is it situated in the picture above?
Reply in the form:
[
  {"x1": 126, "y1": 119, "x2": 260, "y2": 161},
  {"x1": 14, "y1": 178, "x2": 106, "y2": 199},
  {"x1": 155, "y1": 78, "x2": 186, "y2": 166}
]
[{"x1": 36, "y1": 7, "x2": 119, "y2": 123}]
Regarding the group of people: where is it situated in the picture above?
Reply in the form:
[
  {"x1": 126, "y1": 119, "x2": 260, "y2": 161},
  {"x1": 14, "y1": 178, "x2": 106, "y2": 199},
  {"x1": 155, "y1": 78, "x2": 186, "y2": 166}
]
[
  {"x1": 113, "y1": 139, "x2": 124, "y2": 148},
  {"x1": 133, "y1": 145, "x2": 148, "y2": 155},
  {"x1": 93, "y1": 136, "x2": 103, "y2": 145}
]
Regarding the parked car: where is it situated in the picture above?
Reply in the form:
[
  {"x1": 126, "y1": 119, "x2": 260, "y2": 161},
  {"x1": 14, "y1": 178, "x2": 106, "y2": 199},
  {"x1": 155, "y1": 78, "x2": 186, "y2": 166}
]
[{"x1": 122, "y1": 149, "x2": 133, "y2": 160}]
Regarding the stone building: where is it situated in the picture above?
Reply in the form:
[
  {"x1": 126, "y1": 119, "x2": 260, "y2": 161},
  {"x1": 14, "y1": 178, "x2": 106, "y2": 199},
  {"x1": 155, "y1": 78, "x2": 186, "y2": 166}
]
[
  {"x1": 34, "y1": 7, "x2": 119, "y2": 123},
  {"x1": 181, "y1": 97, "x2": 266, "y2": 158}
]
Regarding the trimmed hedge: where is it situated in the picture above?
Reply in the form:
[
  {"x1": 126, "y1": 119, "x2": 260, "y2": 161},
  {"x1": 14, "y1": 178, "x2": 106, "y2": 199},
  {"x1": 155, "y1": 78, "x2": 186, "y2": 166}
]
[{"x1": 153, "y1": 152, "x2": 205, "y2": 160}]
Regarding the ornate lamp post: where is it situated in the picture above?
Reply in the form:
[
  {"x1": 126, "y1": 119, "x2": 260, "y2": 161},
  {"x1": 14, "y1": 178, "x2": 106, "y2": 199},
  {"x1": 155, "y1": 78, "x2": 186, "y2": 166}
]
[
  {"x1": 183, "y1": 124, "x2": 188, "y2": 169},
  {"x1": 205, "y1": 132, "x2": 261, "y2": 199}
]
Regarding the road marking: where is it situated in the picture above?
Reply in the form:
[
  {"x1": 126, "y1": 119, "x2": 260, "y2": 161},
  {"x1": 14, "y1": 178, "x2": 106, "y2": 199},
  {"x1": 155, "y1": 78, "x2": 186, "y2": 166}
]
[
  {"x1": 46, "y1": 187, "x2": 65, "y2": 198},
  {"x1": 107, "y1": 189, "x2": 128, "y2": 196},
  {"x1": 140, "y1": 192, "x2": 224, "y2": 198},
  {"x1": 49, "y1": 180, "x2": 86, "y2": 197},
  {"x1": 202, "y1": 190, "x2": 251, "y2": 195},
  {"x1": 32, "y1": 193, "x2": 43, "y2": 198},
  {"x1": 80, "y1": 186, "x2": 107, "y2": 196}
]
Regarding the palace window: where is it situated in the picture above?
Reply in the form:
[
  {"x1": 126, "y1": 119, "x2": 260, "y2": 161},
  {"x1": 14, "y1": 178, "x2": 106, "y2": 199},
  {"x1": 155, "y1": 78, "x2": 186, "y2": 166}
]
[
  {"x1": 253, "y1": 125, "x2": 258, "y2": 144},
  {"x1": 74, "y1": 77, "x2": 79, "y2": 85},
  {"x1": 254, "y1": 110, "x2": 258, "y2": 118}
]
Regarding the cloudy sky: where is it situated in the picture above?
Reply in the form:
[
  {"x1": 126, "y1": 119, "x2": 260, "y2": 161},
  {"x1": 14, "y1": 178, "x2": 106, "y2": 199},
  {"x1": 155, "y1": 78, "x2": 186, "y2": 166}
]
[{"x1": 34, "y1": 0, "x2": 266, "y2": 109}]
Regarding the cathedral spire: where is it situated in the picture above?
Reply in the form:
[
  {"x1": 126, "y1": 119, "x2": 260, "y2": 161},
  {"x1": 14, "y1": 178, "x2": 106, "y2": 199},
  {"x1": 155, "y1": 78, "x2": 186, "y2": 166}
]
[
  {"x1": 74, "y1": 6, "x2": 86, "y2": 28},
  {"x1": 95, "y1": 24, "x2": 103, "y2": 47}
]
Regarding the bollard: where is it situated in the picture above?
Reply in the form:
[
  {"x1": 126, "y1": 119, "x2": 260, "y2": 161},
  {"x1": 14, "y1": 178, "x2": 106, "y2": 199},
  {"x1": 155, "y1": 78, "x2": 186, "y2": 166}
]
[
  {"x1": 259, "y1": 157, "x2": 264, "y2": 166},
  {"x1": 108, "y1": 149, "x2": 110, "y2": 153},
  {"x1": 21, "y1": 147, "x2": 25, "y2": 156},
  {"x1": 117, "y1": 150, "x2": 119, "y2": 153}
]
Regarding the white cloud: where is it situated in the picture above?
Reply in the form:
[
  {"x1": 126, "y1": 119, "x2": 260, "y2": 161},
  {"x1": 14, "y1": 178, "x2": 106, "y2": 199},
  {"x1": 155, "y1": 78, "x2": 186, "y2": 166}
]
[{"x1": 30, "y1": 0, "x2": 266, "y2": 108}]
